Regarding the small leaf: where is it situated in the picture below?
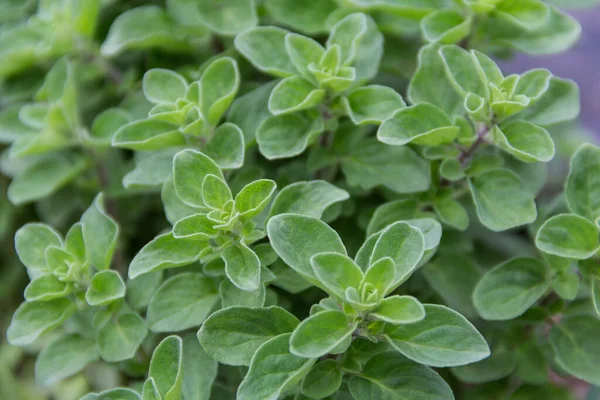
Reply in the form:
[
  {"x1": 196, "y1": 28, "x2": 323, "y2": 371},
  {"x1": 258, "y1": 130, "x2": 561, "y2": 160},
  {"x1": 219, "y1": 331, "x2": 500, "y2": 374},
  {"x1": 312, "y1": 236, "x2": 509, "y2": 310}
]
[
  {"x1": 172, "y1": 213, "x2": 219, "y2": 240},
  {"x1": 434, "y1": 197, "x2": 469, "y2": 231},
  {"x1": 202, "y1": 175, "x2": 232, "y2": 210},
  {"x1": 35, "y1": 334, "x2": 99, "y2": 386},
  {"x1": 234, "y1": 26, "x2": 296, "y2": 77},
  {"x1": 438, "y1": 45, "x2": 487, "y2": 98},
  {"x1": 565, "y1": 143, "x2": 600, "y2": 221},
  {"x1": 384, "y1": 304, "x2": 490, "y2": 367},
  {"x1": 285, "y1": 33, "x2": 325, "y2": 82},
  {"x1": 148, "y1": 336, "x2": 183, "y2": 400},
  {"x1": 361, "y1": 257, "x2": 396, "y2": 297},
  {"x1": 197, "y1": 0, "x2": 257, "y2": 36},
  {"x1": 301, "y1": 360, "x2": 342, "y2": 399},
  {"x1": 264, "y1": 0, "x2": 336, "y2": 35},
  {"x1": 473, "y1": 258, "x2": 552, "y2": 321},
  {"x1": 198, "y1": 306, "x2": 299, "y2": 366},
  {"x1": 370, "y1": 295, "x2": 425, "y2": 325},
  {"x1": 204, "y1": 123, "x2": 245, "y2": 169},
  {"x1": 492, "y1": 121, "x2": 555, "y2": 163},
  {"x1": 257, "y1": 110, "x2": 323, "y2": 159},
  {"x1": 143, "y1": 69, "x2": 188, "y2": 104},
  {"x1": 268, "y1": 76, "x2": 324, "y2": 115},
  {"x1": 290, "y1": 310, "x2": 356, "y2": 358},
  {"x1": 112, "y1": 119, "x2": 184, "y2": 150},
  {"x1": 535, "y1": 214, "x2": 599, "y2": 259},
  {"x1": 237, "y1": 333, "x2": 316, "y2": 400},
  {"x1": 348, "y1": 352, "x2": 453, "y2": 400},
  {"x1": 228, "y1": 81, "x2": 277, "y2": 144},
  {"x1": 550, "y1": 316, "x2": 600, "y2": 385},
  {"x1": 81, "y1": 194, "x2": 119, "y2": 270},
  {"x1": 469, "y1": 169, "x2": 537, "y2": 232},
  {"x1": 220, "y1": 280, "x2": 266, "y2": 308},
  {"x1": 15, "y1": 223, "x2": 62, "y2": 272},
  {"x1": 200, "y1": 57, "x2": 240, "y2": 126},
  {"x1": 147, "y1": 272, "x2": 218, "y2": 332},
  {"x1": 343, "y1": 85, "x2": 406, "y2": 125},
  {"x1": 24, "y1": 275, "x2": 70, "y2": 302},
  {"x1": 311, "y1": 252, "x2": 364, "y2": 299},
  {"x1": 7, "y1": 299, "x2": 74, "y2": 346},
  {"x1": 235, "y1": 179, "x2": 277, "y2": 220},
  {"x1": 85, "y1": 270, "x2": 126, "y2": 306},
  {"x1": 96, "y1": 313, "x2": 147, "y2": 362},
  {"x1": 517, "y1": 77, "x2": 580, "y2": 126},
  {"x1": 222, "y1": 243, "x2": 261, "y2": 291},
  {"x1": 421, "y1": 9, "x2": 472, "y2": 44},
  {"x1": 173, "y1": 149, "x2": 224, "y2": 208},
  {"x1": 269, "y1": 180, "x2": 349, "y2": 219}
]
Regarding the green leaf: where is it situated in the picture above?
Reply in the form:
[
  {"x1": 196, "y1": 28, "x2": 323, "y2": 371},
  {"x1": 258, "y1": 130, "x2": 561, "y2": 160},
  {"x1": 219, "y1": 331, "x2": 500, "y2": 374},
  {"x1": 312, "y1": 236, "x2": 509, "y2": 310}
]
[
  {"x1": 112, "y1": 119, "x2": 185, "y2": 150},
  {"x1": 142, "y1": 379, "x2": 161, "y2": 400},
  {"x1": 384, "y1": 304, "x2": 490, "y2": 367},
  {"x1": 343, "y1": 85, "x2": 406, "y2": 126},
  {"x1": 220, "y1": 280, "x2": 266, "y2": 308},
  {"x1": 101, "y1": 6, "x2": 191, "y2": 57},
  {"x1": 35, "y1": 334, "x2": 98, "y2": 386},
  {"x1": 197, "y1": 0, "x2": 257, "y2": 36},
  {"x1": 202, "y1": 175, "x2": 232, "y2": 210},
  {"x1": 310, "y1": 252, "x2": 363, "y2": 299},
  {"x1": 128, "y1": 232, "x2": 208, "y2": 279},
  {"x1": 148, "y1": 336, "x2": 183, "y2": 400},
  {"x1": 237, "y1": 333, "x2": 316, "y2": 400},
  {"x1": 349, "y1": 352, "x2": 453, "y2": 400},
  {"x1": 549, "y1": 316, "x2": 600, "y2": 385},
  {"x1": 491, "y1": 121, "x2": 555, "y2": 163},
  {"x1": 82, "y1": 388, "x2": 141, "y2": 400},
  {"x1": 235, "y1": 179, "x2": 277, "y2": 220},
  {"x1": 228, "y1": 81, "x2": 277, "y2": 144},
  {"x1": 96, "y1": 313, "x2": 147, "y2": 363},
  {"x1": 234, "y1": 26, "x2": 297, "y2": 78},
  {"x1": 257, "y1": 110, "x2": 323, "y2": 159},
  {"x1": 172, "y1": 213, "x2": 219, "y2": 240},
  {"x1": 370, "y1": 296, "x2": 425, "y2": 325},
  {"x1": 268, "y1": 76, "x2": 324, "y2": 115},
  {"x1": 565, "y1": 144, "x2": 600, "y2": 222},
  {"x1": 126, "y1": 272, "x2": 163, "y2": 310},
  {"x1": 198, "y1": 306, "x2": 299, "y2": 366},
  {"x1": 222, "y1": 243, "x2": 261, "y2": 291},
  {"x1": 24, "y1": 275, "x2": 70, "y2": 302},
  {"x1": 378, "y1": 103, "x2": 459, "y2": 146},
  {"x1": 200, "y1": 57, "x2": 240, "y2": 126},
  {"x1": 85, "y1": 270, "x2": 126, "y2": 306},
  {"x1": 204, "y1": 123, "x2": 245, "y2": 169},
  {"x1": 7, "y1": 299, "x2": 74, "y2": 346},
  {"x1": 469, "y1": 169, "x2": 537, "y2": 232},
  {"x1": 552, "y1": 272, "x2": 579, "y2": 301},
  {"x1": 182, "y1": 334, "x2": 217, "y2": 400},
  {"x1": 267, "y1": 214, "x2": 346, "y2": 285},
  {"x1": 516, "y1": 77, "x2": 580, "y2": 126},
  {"x1": 301, "y1": 360, "x2": 342, "y2": 399},
  {"x1": 123, "y1": 148, "x2": 179, "y2": 189},
  {"x1": 143, "y1": 69, "x2": 188, "y2": 104},
  {"x1": 592, "y1": 276, "x2": 600, "y2": 317},
  {"x1": 173, "y1": 149, "x2": 224, "y2": 208},
  {"x1": 366, "y1": 199, "x2": 418, "y2": 237},
  {"x1": 369, "y1": 222, "x2": 425, "y2": 289},
  {"x1": 439, "y1": 45, "x2": 487, "y2": 98},
  {"x1": 8, "y1": 154, "x2": 88, "y2": 205},
  {"x1": 535, "y1": 214, "x2": 599, "y2": 259},
  {"x1": 342, "y1": 139, "x2": 431, "y2": 194},
  {"x1": 290, "y1": 310, "x2": 356, "y2": 358},
  {"x1": 473, "y1": 258, "x2": 552, "y2": 321},
  {"x1": 285, "y1": 33, "x2": 325, "y2": 82},
  {"x1": 81, "y1": 194, "x2": 119, "y2": 270},
  {"x1": 361, "y1": 257, "x2": 396, "y2": 298},
  {"x1": 451, "y1": 341, "x2": 517, "y2": 384},
  {"x1": 147, "y1": 272, "x2": 218, "y2": 332},
  {"x1": 15, "y1": 223, "x2": 62, "y2": 272},
  {"x1": 269, "y1": 180, "x2": 349, "y2": 219},
  {"x1": 265, "y1": 0, "x2": 336, "y2": 35},
  {"x1": 421, "y1": 9, "x2": 472, "y2": 45}
]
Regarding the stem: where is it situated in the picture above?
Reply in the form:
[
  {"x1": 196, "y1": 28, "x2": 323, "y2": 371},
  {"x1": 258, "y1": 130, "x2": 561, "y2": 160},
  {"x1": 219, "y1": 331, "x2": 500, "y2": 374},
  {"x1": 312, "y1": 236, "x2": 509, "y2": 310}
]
[{"x1": 457, "y1": 124, "x2": 490, "y2": 167}]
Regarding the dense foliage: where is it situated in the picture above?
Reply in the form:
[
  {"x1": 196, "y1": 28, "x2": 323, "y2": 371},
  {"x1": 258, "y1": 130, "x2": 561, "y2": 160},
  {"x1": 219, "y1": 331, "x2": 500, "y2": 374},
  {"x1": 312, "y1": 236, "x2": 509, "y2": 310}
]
[{"x1": 1, "y1": 0, "x2": 599, "y2": 399}]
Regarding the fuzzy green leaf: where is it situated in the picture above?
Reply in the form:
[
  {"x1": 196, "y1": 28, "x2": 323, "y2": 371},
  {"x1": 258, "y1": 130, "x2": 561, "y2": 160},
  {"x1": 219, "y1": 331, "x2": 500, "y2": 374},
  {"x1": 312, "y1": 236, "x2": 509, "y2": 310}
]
[
  {"x1": 81, "y1": 194, "x2": 119, "y2": 270},
  {"x1": 301, "y1": 360, "x2": 342, "y2": 399},
  {"x1": 143, "y1": 69, "x2": 188, "y2": 104},
  {"x1": 491, "y1": 121, "x2": 555, "y2": 163},
  {"x1": 269, "y1": 180, "x2": 349, "y2": 219},
  {"x1": 24, "y1": 275, "x2": 70, "y2": 302},
  {"x1": 112, "y1": 119, "x2": 185, "y2": 150},
  {"x1": 15, "y1": 223, "x2": 62, "y2": 272},
  {"x1": 204, "y1": 123, "x2": 245, "y2": 169},
  {"x1": 222, "y1": 243, "x2": 262, "y2": 291},
  {"x1": 173, "y1": 149, "x2": 224, "y2": 208},
  {"x1": 290, "y1": 310, "x2": 357, "y2": 358},
  {"x1": 182, "y1": 334, "x2": 217, "y2": 400},
  {"x1": 268, "y1": 76, "x2": 324, "y2": 115},
  {"x1": 311, "y1": 252, "x2": 363, "y2": 299},
  {"x1": 85, "y1": 270, "x2": 126, "y2": 306},
  {"x1": 197, "y1": 0, "x2": 257, "y2": 36},
  {"x1": 234, "y1": 26, "x2": 297, "y2": 78},
  {"x1": 264, "y1": 0, "x2": 336, "y2": 35},
  {"x1": 96, "y1": 313, "x2": 147, "y2": 363},
  {"x1": 343, "y1": 85, "x2": 406, "y2": 125},
  {"x1": 235, "y1": 179, "x2": 277, "y2": 220},
  {"x1": 535, "y1": 214, "x2": 599, "y2": 259},
  {"x1": 257, "y1": 110, "x2": 323, "y2": 159},
  {"x1": 421, "y1": 9, "x2": 472, "y2": 45},
  {"x1": 7, "y1": 299, "x2": 74, "y2": 346},
  {"x1": 370, "y1": 295, "x2": 426, "y2": 325},
  {"x1": 200, "y1": 57, "x2": 240, "y2": 125},
  {"x1": 565, "y1": 144, "x2": 600, "y2": 222}
]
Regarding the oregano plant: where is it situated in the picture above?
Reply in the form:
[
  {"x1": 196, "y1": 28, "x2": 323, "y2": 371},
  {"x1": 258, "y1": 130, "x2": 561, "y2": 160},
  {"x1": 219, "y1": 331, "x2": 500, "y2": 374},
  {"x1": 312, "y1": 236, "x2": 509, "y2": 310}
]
[{"x1": 0, "y1": 0, "x2": 599, "y2": 399}]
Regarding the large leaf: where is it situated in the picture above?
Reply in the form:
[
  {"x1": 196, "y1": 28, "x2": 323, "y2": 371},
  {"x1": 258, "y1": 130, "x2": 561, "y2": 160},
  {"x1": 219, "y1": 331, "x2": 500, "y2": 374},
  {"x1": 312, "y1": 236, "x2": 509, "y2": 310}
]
[
  {"x1": 290, "y1": 310, "x2": 357, "y2": 358},
  {"x1": 15, "y1": 223, "x2": 62, "y2": 272},
  {"x1": 535, "y1": 214, "x2": 599, "y2": 259},
  {"x1": 197, "y1": 0, "x2": 257, "y2": 36},
  {"x1": 148, "y1": 336, "x2": 183, "y2": 400},
  {"x1": 234, "y1": 26, "x2": 296, "y2": 78},
  {"x1": 269, "y1": 180, "x2": 349, "y2": 219},
  {"x1": 7, "y1": 299, "x2": 74, "y2": 346}
]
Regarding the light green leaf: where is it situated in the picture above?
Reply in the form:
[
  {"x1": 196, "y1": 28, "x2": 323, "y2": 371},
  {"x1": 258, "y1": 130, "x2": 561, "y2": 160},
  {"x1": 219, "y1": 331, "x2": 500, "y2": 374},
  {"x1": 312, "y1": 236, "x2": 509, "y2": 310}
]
[
  {"x1": 222, "y1": 243, "x2": 261, "y2": 291},
  {"x1": 202, "y1": 175, "x2": 232, "y2": 210},
  {"x1": 269, "y1": 180, "x2": 349, "y2": 220},
  {"x1": 549, "y1": 316, "x2": 600, "y2": 385},
  {"x1": 438, "y1": 45, "x2": 487, "y2": 98},
  {"x1": 198, "y1": 306, "x2": 299, "y2": 366},
  {"x1": 285, "y1": 33, "x2": 325, "y2": 82},
  {"x1": 473, "y1": 258, "x2": 551, "y2": 321},
  {"x1": 126, "y1": 272, "x2": 163, "y2": 310},
  {"x1": 24, "y1": 275, "x2": 70, "y2": 302},
  {"x1": 516, "y1": 77, "x2": 580, "y2": 126},
  {"x1": 15, "y1": 223, "x2": 62, "y2": 271},
  {"x1": 234, "y1": 26, "x2": 297, "y2": 78},
  {"x1": 378, "y1": 103, "x2": 459, "y2": 146},
  {"x1": 514, "y1": 69, "x2": 552, "y2": 101},
  {"x1": 96, "y1": 313, "x2": 147, "y2": 362},
  {"x1": 220, "y1": 280, "x2": 266, "y2": 308},
  {"x1": 268, "y1": 76, "x2": 324, "y2": 115},
  {"x1": 173, "y1": 149, "x2": 224, "y2": 208},
  {"x1": 311, "y1": 252, "x2": 363, "y2": 299},
  {"x1": 85, "y1": 270, "x2": 126, "y2": 306},
  {"x1": 384, "y1": 304, "x2": 490, "y2": 367},
  {"x1": 491, "y1": 121, "x2": 555, "y2": 163},
  {"x1": 451, "y1": 341, "x2": 517, "y2": 384},
  {"x1": 237, "y1": 333, "x2": 316, "y2": 400},
  {"x1": 235, "y1": 179, "x2": 277, "y2": 220},
  {"x1": 143, "y1": 69, "x2": 188, "y2": 104},
  {"x1": 257, "y1": 110, "x2": 323, "y2": 159},
  {"x1": 361, "y1": 257, "x2": 396, "y2": 298},
  {"x1": 0, "y1": 104, "x2": 36, "y2": 143},
  {"x1": 370, "y1": 296, "x2": 425, "y2": 325},
  {"x1": 8, "y1": 154, "x2": 88, "y2": 205},
  {"x1": 342, "y1": 85, "x2": 406, "y2": 125},
  {"x1": 265, "y1": 0, "x2": 336, "y2": 35},
  {"x1": 366, "y1": 199, "x2": 418, "y2": 237},
  {"x1": 147, "y1": 272, "x2": 218, "y2": 332},
  {"x1": 535, "y1": 214, "x2": 599, "y2": 259},
  {"x1": 112, "y1": 119, "x2": 185, "y2": 150},
  {"x1": 348, "y1": 352, "x2": 454, "y2": 400},
  {"x1": 148, "y1": 336, "x2": 183, "y2": 400},
  {"x1": 228, "y1": 81, "x2": 278, "y2": 144},
  {"x1": 434, "y1": 197, "x2": 470, "y2": 231},
  {"x1": 552, "y1": 272, "x2": 580, "y2": 301},
  {"x1": 142, "y1": 379, "x2": 161, "y2": 400},
  {"x1": 172, "y1": 213, "x2": 219, "y2": 240},
  {"x1": 182, "y1": 334, "x2": 217, "y2": 400},
  {"x1": 128, "y1": 232, "x2": 208, "y2": 279},
  {"x1": 200, "y1": 57, "x2": 240, "y2": 126},
  {"x1": 290, "y1": 310, "x2": 356, "y2": 358},
  {"x1": 197, "y1": 0, "x2": 257, "y2": 36},
  {"x1": 267, "y1": 214, "x2": 346, "y2": 285},
  {"x1": 204, "y1": 123, "x2": 245, "y2": 169},
  {"x1": 565, "y1": 144, "x2": 600, "y2": 221},
  {"x1": 35, "y1": 334, "x2": 98, "y2": 386},
  {"x1": 81, "y1": 194, "x2": 119, "y2": 270},
  {"x1": 162, "y1": 178, "x2": 204, "y2": 225},
  {"x1": 123, "y1": 148, "x2": 180, "y2": 189},
  {"x1": 469, "y1": 169, "x2": 537, "y2": 232},
  {"x1": 7, "y1": 299, "x2": 74, "y2": 346},
  {"x1": 421, "y1": 9, "x2": 472, "y2": 45},
  {"x1": 301, "y1": 360, "x2": 342, "y2": 399}
]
